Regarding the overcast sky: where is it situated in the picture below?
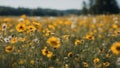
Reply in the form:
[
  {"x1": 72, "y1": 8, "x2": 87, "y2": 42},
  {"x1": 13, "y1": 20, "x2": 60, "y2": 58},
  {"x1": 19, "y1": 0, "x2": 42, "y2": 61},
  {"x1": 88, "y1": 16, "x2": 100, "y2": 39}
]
[{"x1": 0, "y1": 0, "x2": 120, "y2": 10}]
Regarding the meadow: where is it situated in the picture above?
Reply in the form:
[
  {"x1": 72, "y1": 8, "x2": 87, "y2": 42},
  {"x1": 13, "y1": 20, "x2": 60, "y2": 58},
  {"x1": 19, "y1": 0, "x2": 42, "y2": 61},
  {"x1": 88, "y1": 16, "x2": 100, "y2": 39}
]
[{"x1": 0, "y1": 14, "x2": 120, "y2": 68}]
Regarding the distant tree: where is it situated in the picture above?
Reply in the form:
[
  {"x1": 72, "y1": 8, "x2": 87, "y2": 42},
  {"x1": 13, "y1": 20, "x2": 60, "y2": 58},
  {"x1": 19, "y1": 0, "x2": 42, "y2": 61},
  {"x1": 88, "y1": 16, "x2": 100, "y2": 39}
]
[
  {"x1": 89, "y1": 0, "x2": 119, "y2": 14},
  {"x1": 81, "y1": 1, "x2": 88, "y2": 15}
]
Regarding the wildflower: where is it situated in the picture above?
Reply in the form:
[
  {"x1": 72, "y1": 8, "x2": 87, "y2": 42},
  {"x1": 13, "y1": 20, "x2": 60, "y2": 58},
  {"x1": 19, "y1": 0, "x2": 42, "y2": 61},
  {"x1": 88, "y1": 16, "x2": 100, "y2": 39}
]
[
  {"x1": 65, "y1": 64, "x2": 69, "y2": 68},
  {"x1": 110, "y1": 42, "x2": 120, "y2": 55},
  {"x1": 83, "y1": 62, "x2": 89, "y2": 68},
  {"x1": 41, "y1": 47, "x2": 53, "y2": 58},
  {"x1": 16, "y1": 23, "x2": 26, "y2": 32},
  {"x1": 27, "y1": 25, "x2": 36, "y2": 32},
  {"x1": 49, "y1": 66, "x2": 54, "y2": 68},
  {"x1": 85, "y1": 35, "x2": 94, "y2": 40},
  {"x1": 93, "y1": 58, "x2": 100, "y2": 63},
  {"x1": 68, "y1": 52, "x2": 73, "y2": 57},
  {"x1": 11, "y1": 37, "x2": 17, "y2": 44},
  {"x1": 62, "y1": 35, "x2": 70, "y2": 41},
  {"x1": 48, "y1": 24, "x2": 55, "y2": 30},
  {"x1": 30, "y1": 59, "x2": 35, "y2": 65},
  {"x1": 103, "y1": 62, "x2": 110, "y2": 67},
  {"x1": 74, "y1": 39, "x2": 83, "y2": 45},
  {"x1": 4, "y1": 37, "x2": 10, "y2": 43},
  {"x1": 18, "y1": 18, "x2": 24, "y2": 22},
  {"x1": 5, "y1": 45, "x2": 14, "y2": 53},
  {"x1": 18, "y1": 37, "x2": 26, "y2": 42},
  {"x1": 116, "y1": 57, "x2": 120, "y2": 66},
  {"x1": 18, "y1": 59, "x2": 26, "y2": 65},
  {"x1": 47, "y1": 36, "x2": 60, "y2": 48},
  {"x1": 33, "y1": 22, "x2": 41, "y2": 27},
  {"x1": 2, "y1": 23, "x2": 7, "y2": 31},
  {"x1": 20, "y1": 14, "x2": 27, "y2": 19},
  {"x1": 33, "y1": 38, "x2": 39, "y2": 43}
]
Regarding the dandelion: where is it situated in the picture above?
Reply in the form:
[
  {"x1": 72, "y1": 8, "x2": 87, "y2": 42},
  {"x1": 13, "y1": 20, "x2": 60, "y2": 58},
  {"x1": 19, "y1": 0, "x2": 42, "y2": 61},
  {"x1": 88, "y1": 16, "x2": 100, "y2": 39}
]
[
  {"x1": 47, "y1": 36, "x2": 60, "y2": 48},
  {"x1": 5, "y1": 45, "x2": 14, "y2": 53},
  {"x1": 16, "y1": 23, "x2": 26, "y2": 32},
  {"x1": 110, "y1": 42, "x2": 120, "y2": 55}
]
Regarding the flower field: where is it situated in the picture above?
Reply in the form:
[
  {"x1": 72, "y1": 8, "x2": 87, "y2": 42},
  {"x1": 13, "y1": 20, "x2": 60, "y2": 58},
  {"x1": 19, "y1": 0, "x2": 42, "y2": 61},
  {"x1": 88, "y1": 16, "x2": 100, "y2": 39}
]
[{"x1": 0, "y1": 14, "x2": 120, "y2": 68}]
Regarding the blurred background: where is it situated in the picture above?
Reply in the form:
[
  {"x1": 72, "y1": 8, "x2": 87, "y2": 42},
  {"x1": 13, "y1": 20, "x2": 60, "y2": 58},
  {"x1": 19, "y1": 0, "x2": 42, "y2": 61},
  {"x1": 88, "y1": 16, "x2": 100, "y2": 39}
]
[{"x1": 0, "y1": 0, "x2": 120, "y2": 16}]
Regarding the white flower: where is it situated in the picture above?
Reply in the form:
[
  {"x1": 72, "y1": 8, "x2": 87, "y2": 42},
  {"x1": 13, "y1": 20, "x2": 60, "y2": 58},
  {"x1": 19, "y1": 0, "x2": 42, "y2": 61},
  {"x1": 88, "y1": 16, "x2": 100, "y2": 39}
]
[
  {"x1": 2, "y1": 23, "x2": 7, "y2": 31},
  {"x1": 4, "y1": 37, "x2": 10, "y2": 43},
  {"x1": 116, "y1": 57, "x2": 120, "y2": 66},
  {"x1": 18, "y1": 18, "x2": 24, "y2": 22},
  {"x1": 8, "y1": 36, "x2": 12, "y2": 40},
  {"x1": 33, "y1": 38, "x2": 39, "y2": 43}
]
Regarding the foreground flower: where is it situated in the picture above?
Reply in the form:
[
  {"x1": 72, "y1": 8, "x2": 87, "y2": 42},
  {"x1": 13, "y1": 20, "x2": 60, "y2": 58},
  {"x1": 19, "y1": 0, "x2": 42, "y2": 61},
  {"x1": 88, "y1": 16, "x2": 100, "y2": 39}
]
[
  {"x1": 16, "y1": 23, "x2": 26, "y2": 32},
  {"x1": 111, "y1": 42, "x2": 120, "y2": 55},
  {"x1": 5, "y1": 45, "x2": 14, "y2": 53},
  {"x1": 47, "y1": 36, "x2": 60, "y2": 48}
]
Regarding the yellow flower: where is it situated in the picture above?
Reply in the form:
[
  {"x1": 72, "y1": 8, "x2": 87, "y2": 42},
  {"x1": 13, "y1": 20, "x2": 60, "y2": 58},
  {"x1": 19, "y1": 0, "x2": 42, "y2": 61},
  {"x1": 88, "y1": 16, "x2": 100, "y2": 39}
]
[
  {"x1": 30, "y1": 59, "x2": 35, "y2": 65},
  {"x1": 18, "y1": 59, "x2": 26, "y2": 65},
  {"x1": 20, "y1": 14, "x2": 27, "y2": 19},
  {"x1": 27, "y1": 25, "x2": 36, "y2": 32},
  {"x1": 47, "y1": 36, "x2": 60, "y2": 48},
  {"x1": 47, "y1": 51, "x2": 53, "y2": 58},
  {"x1": 62, "y1": 35, "x2": 70, "y2": 41},
  {"x1": 48, "y1": 24, "x2": 55, "y2": 30},
  {"x1": 74, "y1": 39, "x2": 83, "y2": 45},
  {"x1": 11, "y1": 38, "x2": 17, "y2": 44},
  {"x1": 93, "y1": 58, "x2": 100, "y2": 63},
  {"x1": 48, "y1": 66, "x2": 54, "y2": 68},
  {"x1": 18, "y1": 37, "x2": 26, "y2": 42},
  {"x1": 41, "y1": 47, "x2": 53, "y2": 58},
  {"x1": 16, "y1": 23, "x2": 26, "y2": 32},
  {"x1": 33, "y1": 22, "x2": 41, "y2": 27},
  {"x1": 68, "y1": 52, "x2": 73, "y2": 57},
  {"x1": 83, "y1": 62, "x2": 89, "y2": 68},
  {"x1": 111, "y1": 42, "x2": 120, "y2": 55},
  {"x1": 85, "y1": 35, "x2": 95, "y2": 40},
  {"x1": 5, "y1": 45, "x2": 14, "y2": 53},
  {"x1": 103, "y1": 62, "x2": 110, "y2": 67}
]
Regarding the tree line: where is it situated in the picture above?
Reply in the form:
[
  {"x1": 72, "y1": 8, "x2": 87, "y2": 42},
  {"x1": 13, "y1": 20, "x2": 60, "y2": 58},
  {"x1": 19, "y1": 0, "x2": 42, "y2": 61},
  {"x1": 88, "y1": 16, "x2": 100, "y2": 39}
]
[
  {"x1": 82, "y1": 0, "x2": 120, "y2": 15},
  {"x1": 0, "y1": 0, "x2": 120, "y2": 16},
  {"x1": 0, "y1": 6, "x2": 81, "y2": 16}
]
